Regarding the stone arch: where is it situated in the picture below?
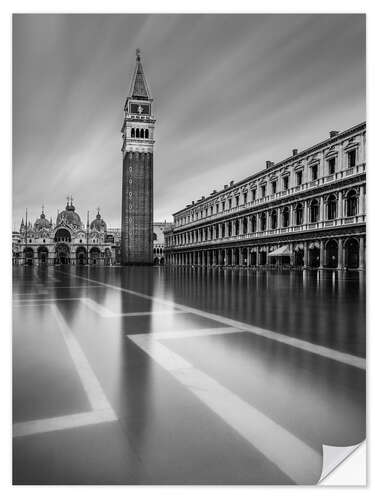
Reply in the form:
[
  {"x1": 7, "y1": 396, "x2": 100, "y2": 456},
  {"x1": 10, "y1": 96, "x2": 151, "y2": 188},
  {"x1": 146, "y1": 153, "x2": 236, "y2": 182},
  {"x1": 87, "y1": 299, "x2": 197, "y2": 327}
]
[
  {"x1": 89, "y1": 247, "x2": 101, "y2": 265},
  {"x1": 24, "y1": 247, "x2": 34, "y2": 265},
  {"x1": 325, "y1": 239, "x2": 338, "y2": 268},
  {"x1": 54, "y1": 228, "x2": 71, "y2": 243},
  {"x1": 55, "y1": 243, "x2": 70, "y2": 265},
  {"x1": 37, "y1": 246, "x2": 48, "y2": 265},
  {"x1": 76, "y1": 246, "x2": 87, "y2": 265},
  {"x1": 344, "y1": 237, "x2": 359, "y2": 269}
]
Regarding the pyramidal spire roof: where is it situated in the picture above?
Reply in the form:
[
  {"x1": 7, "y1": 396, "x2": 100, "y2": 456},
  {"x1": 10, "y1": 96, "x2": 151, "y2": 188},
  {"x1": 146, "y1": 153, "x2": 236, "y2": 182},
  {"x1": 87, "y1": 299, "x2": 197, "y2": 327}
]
[{"x1": 128, "y1": 49, "x2": 152, "y2": 100}]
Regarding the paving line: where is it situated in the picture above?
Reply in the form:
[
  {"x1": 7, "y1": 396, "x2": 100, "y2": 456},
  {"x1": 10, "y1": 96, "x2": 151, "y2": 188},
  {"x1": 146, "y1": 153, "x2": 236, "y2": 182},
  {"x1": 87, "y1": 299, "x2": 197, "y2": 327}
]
[
  {"x1": 128, "y1": 333, "x2": 321, "y2": 484},
  {"x1": 13, "y1": 305, "x2": 117, "y2": 439},
  {"x1": 81, "y1": 297, "x2": 186, "y2": 318},
  {"x1": 143, "y1": 326, "x2": 240, "y2": 340},
  {"x1": 13, "y1": 409, "x2": 116, "y2": 438},
  {"x1": 50, "y1": 304, "x2": 114, "y2": 412},
  {"x1": 60, "y1": 271, "x2": 366, "y2": 370}
]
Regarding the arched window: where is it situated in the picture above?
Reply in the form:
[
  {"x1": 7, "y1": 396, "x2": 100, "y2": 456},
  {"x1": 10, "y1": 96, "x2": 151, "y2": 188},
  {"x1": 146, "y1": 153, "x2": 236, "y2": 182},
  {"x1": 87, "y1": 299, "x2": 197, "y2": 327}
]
[
  {"x1": 136, "y1": 129, "x2": 139, "y2": 138},
  {"x1": 243, "y1": 217, "x2": 248, "y2": 234},
  {"x1": 140, "y1": 129, "x2": 144, "y2": 138},
  {"x1": 131, "y1": 128, "x2": 135, "y2": 138},
  {"x1": 260, "y1": 212, "x2": 267, "y2": 231},
  {"x1": 251, "y1": 216, "x2": 257, "y2": 233},
  {"x1": 271, "y1": 209, "x2": 277, "y2": 229},
  {"x1": 327, "y1": 194, "x2": 337, "y2": 220},
  {"x1": 346, "y1": 190, "x2": 358, "y2": 217},
  {"x1": 145, "y1": 129, "x2": 149, "y2": 139},
  {"x1": 310, "y1": 199, "x2": 319, "y2": 223},
  {"x1": 282, "y1": 207, "x2": 289, "y2": 227},
  {"x1": 234, "y1": 220, "x2": 239, "y2": 235},
  {"x1": 296, "y1": 203, "x2": 303, "y2": 225}
]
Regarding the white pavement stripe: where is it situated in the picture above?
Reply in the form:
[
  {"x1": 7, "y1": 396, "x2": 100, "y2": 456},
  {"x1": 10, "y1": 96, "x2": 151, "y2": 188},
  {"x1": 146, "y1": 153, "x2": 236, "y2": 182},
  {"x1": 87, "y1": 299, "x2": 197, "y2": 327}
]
[
  {"x1": 80, "y1": 297, "x2": 184, "y2": 318},
  {"x1": 144, "y1": 327, "x2": 240, "y2": 340},
  {"x1": 63, "y1": 272, "x2": 366, "y2": 371},
  {"x1": 80, "y1": 297, "x2": 115, "y2": 317},
  {"x1": 13, "y1": 297, "x2": 81, "y2": 303},
  {"x1": 13, "y1": 290, "x2": 49, "y2": 296},
  {"x1": 13, "y1": 409, "x2": 117, "y2": 438},
  {"x1": 51, "y1": 304, "x2": 114, "y2": 412},
  {"x1": 128, "y1": 334, "x2": 321, "y2": 484}
]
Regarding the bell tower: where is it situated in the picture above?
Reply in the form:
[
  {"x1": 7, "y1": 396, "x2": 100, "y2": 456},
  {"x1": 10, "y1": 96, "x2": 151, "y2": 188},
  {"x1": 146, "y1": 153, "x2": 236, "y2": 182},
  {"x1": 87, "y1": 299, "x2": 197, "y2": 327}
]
[{"x1": 121, "y1": 49, "x2": 155, "y2": 265}]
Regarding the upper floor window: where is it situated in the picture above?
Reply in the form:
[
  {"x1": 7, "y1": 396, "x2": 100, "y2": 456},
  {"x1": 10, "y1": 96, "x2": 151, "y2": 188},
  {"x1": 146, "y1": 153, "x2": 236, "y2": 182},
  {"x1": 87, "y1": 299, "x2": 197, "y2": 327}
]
[
  {"x1": 328, "y1": 157, "x2": 336, "y2": 175},
  {"x1": 228, "y1": 198, "x2": 232, "y2": 210},
  {"x1": 283, "y1": 176, "x2": 289, "y2": 191},
  {"x1": 260, "y1": 212, "x2": 267, "y2": 231},
  {"x1": 216, "y1": 203, "x2": 219, "y2": 213},
  {"x1": 310, "y1": 200, "x2": 319, "y2": 222},
  {"x1": 296, "y1": 171, "x2": 303, "y2": 186},
  {"x1": 296, "y1": 203, "x2": 303, "y2": 225},
  {"x1": 235, "y1": 196, "x2": 239, "y2": 207},
  {"x1": 327, "y1": 194, "x2": 337, "y2": 220},
  {"x1": 251, "y1": 189, "x2": 256, "y2": 201},
  {"x1": 210, "y1": 206, "x2": 213, "y2": 215},
  {"x1": 222, "y1": 201, "x2": 225, "y2": 211},
  {"x1": 282, "y1": 207, "x2": 290, "y2": 227},
  {"x1": 243, "y1": 192, "x2": 248, "y2": 204},
  {"x1": 271, "y1": 181, "x2": 277, "y2": 194},
  {"x1": 347, "y1": 149, "x2": 356, "y2": 168},
  {"x1": 250, "y1": 216, "x2": 257, "y2": 233},
  {"x1": 346, "y1": 190, "x2": 358, "y2": 217},
  {"x1": 311, "y1": 164, "x2": 318, "y2": 181},
  {"x1": 271, "y1": 209, "x2": 278, "y2": 229},
  {"x1": 261, "y1": 185, "x2": 266, "y2": 198}
]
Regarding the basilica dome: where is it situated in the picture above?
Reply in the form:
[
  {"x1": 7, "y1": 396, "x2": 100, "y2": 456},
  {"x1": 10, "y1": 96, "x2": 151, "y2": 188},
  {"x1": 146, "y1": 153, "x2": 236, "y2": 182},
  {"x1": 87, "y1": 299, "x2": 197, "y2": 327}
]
[
  {"x1": 56, "y1": 199, "x2": 82, "y2": 229},
  {"x1": 90, "y1": 211, "x2": 107, "y2": 233},
  {"x1": 34, "y1": 210, "x2": 51, "y2": 232}
]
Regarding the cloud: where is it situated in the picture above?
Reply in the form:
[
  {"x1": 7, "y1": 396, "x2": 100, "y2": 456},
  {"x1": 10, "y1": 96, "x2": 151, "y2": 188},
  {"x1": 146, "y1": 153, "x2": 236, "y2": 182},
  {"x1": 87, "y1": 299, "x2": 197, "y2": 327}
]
[{"x1": 13, "y1": 14, "x2": 365, "y2": 228}]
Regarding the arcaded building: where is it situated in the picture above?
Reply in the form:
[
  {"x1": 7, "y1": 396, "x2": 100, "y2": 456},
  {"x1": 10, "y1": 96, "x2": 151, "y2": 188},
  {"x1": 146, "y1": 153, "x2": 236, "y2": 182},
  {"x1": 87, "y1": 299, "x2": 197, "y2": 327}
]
[{"x1": 164, "y1": 122, "x2": 366, "y2": 270}]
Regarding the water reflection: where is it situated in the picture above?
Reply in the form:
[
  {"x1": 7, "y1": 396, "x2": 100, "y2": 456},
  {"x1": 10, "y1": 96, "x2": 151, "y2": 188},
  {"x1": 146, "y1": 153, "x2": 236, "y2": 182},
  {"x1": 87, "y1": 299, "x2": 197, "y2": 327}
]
[{"x1": 160, "y1": 268, "x2": 365, "y2": 357}]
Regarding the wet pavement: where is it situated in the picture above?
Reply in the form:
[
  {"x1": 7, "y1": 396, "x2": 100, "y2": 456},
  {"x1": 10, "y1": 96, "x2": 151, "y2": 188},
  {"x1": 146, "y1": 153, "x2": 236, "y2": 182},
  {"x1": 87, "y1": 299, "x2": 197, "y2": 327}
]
[{"x1": 12, "y1": 266, "x2": 366, "y2": 485}]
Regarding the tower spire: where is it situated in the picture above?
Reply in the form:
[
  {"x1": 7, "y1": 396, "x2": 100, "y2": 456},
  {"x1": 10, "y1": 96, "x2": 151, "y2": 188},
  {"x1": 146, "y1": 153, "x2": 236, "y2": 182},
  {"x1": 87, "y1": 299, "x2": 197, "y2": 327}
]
[{"x1": 128, "y1": 48, "x2": 152, "y2": 100}]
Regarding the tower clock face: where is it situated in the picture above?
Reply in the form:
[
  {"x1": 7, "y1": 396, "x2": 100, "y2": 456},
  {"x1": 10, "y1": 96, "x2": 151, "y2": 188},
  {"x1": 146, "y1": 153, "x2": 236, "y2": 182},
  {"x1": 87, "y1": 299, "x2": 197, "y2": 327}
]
[{"x1": 130, "y1": 102, "x2": 150, "y2": 115}]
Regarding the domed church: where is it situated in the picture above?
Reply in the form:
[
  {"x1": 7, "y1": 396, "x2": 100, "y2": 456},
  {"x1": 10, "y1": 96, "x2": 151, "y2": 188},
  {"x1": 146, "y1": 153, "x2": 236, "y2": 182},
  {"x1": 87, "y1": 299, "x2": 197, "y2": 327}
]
[{"x1": 16, "y1": 198, "x2": 114, "y2": 266}]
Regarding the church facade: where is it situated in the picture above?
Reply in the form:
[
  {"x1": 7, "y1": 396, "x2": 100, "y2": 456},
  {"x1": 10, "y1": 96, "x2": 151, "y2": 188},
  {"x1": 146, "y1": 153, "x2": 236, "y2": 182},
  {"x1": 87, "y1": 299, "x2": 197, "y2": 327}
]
[
  {"x1": 12, "y1": 197, "x2": 170, "y2": 266},
  {"x1": 13, "y1": 199, "x2": 114, "y2": 266},
  {"x1": 164, "y1": 122, "x2": 366, "y2": 270},
  {"x1": 120, "y1": 49, "x2": 155, "y2": 265}
]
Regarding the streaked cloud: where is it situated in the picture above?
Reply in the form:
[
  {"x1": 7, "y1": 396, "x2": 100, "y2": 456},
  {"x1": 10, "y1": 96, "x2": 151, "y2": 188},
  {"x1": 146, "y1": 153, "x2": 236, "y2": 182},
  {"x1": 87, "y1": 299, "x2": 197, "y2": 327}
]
[{"x1": 13, "y1": 14, "x2": 365, "y2": 228}]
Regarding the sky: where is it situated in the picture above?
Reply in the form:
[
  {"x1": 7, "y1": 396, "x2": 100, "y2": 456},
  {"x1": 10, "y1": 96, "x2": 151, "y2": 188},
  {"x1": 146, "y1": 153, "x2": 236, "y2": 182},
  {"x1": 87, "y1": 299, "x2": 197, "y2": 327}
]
[{"x1": 13, "y1": 14, "x2": 365, "y2": 229}]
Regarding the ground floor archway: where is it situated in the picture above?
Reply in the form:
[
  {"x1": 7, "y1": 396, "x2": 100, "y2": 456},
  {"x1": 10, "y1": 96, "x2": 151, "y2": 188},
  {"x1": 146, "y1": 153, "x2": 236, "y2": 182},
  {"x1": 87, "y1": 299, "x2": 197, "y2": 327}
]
[
  {"x1": 55, "y1": 243, "x2": 70, "y2": 265},
  {"x1": 76, "y1": 246, "x2": 87, "y2": 265},
  {"x1": 89, "y1": 247, "x2": 101, "y2": 265},
  {"x1": 24, "y1": 247, "x2": 34, "y2": 266},
  {"x1": 326, "y1": 240, "x2": 338, "y2": 268},
  {"x1": 295, "y1": 249, "x2": 304, "y2": 267},
  {"x1": 345, "y1": 238, "x2": 359, "y2": 269},
  {"x1": 37, "y1": 246, "x2": 48, "y2": 265}
]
